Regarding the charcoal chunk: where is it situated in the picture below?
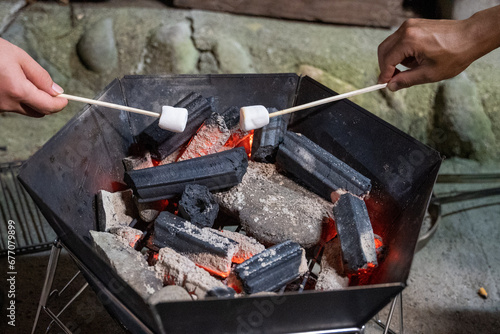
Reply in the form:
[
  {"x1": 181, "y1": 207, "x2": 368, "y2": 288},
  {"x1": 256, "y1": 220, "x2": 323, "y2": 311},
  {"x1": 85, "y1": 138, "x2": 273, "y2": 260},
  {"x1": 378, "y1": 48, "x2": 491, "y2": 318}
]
[
  {"x1": 125, "y1": 147, "x2": 248, "y2": 202},
  {"x1": 213, "y1": 161, "x2": 332, "y2": 248},
  {"x1": 177, "y1": 112, "x2": 231, "y2": 161},
  {"x1": 234, "y1": 240, "x2": 307, "y2": 294},
  {"x1": 275, "y1": 131, "x2": 371, "y2": 200},
  {"x1": 138, "y1": 92, "x2": 215, "y2": 160},
  {"x1": 97, "y1": 189, "x2": 136, "y2": 231},
  {"x1": 332, "y1": 193, "x2": 377, "y2": 273},
  {"x1": 154, "y1": 246, "x2": 226, "y2": 299},
  {"x1": 211, "y1": 229, "x2": 265, "y2": 263},
  {"x1": 90, "y1": 231, "x2": 162, "y2": 299},
  {"x1": 148, "y1": 285, "x2": 192, "y2": 305},
  {"x1": 153, "y1": 211, "x2": 237, "y2": 276},
  {"x1": 251, "y1": 109, "x2": 289, "y2": 163},
  {"x1": 122, "y1": 151, "x2": 154, "y2": 171},
  {"x1": 178, "y1": 184, "x2": 219, "y2": 228},
  {"x1": 206, "y1": 286, "x2": 236, "y2": 298},
  {"x1": 220, "y1": 106, "x2": 241, "y2": 130}
]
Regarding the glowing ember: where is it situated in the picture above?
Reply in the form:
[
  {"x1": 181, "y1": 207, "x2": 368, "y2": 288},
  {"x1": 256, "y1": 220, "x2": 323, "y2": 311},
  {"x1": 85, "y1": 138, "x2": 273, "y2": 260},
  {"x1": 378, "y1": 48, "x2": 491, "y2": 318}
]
[
  {"x1": 231, "y1": 255, "x2": 248, "y2": 264},
  {"x1": 129, "y1": 234, "x2": 142, "y2": 248},
  {"x1": 224, "y1": 130, "x2": 254, "y2": 157},
  {"x1": 196, "y1": 264, "x2": 231, "y2": 279},
  {"x1": 320, "y1": 217, "x2": 337, "y2": 245}
]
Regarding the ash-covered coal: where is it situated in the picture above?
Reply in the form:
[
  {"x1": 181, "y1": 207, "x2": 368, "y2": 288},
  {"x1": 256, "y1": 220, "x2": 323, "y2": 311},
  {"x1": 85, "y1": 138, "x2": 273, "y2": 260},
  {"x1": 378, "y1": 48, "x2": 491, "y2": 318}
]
[
  {"x1": 90, "y1": 231, "x2": 162, "y2": 299},
  {"x1": 213, "y1": 161, "x2": 334, "y2": 248}
]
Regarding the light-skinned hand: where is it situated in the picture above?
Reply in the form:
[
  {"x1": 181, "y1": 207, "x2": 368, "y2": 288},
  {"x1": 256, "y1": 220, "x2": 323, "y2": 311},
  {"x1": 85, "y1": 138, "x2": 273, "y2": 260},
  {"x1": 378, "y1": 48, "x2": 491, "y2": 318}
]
[{"x1": 0, "y1": 38, "x2": 68, "y2": 117}]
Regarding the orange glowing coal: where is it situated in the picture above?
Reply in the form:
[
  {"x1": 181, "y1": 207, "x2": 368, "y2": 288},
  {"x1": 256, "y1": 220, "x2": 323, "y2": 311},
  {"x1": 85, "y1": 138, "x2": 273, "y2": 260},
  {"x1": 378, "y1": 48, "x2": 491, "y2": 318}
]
[
  {"x1": 225, "y1": 130, "x2": 254, "y2": 157},
  {"x1": 346, "y1": 235, "x2": 384, "y2": 285},
  {"x1": 129, "y1": 234, "x2": 142, "y2": 248},
  {"x1": 196, "y1": 264, "x2": 231, "y2": 279},
  {"x1": 231, "y1": 255, "x2": 251, "y2": 264}
]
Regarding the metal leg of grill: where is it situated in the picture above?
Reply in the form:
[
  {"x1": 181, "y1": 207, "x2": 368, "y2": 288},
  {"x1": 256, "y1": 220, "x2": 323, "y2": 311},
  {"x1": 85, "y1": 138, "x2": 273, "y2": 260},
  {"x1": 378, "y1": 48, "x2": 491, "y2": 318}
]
[
  {"x1": 31, "y1": 239, "x2": 88, "y2": 334},
  {"x1": 371, "y1": 292, "x2": 404, "y2": 334}
]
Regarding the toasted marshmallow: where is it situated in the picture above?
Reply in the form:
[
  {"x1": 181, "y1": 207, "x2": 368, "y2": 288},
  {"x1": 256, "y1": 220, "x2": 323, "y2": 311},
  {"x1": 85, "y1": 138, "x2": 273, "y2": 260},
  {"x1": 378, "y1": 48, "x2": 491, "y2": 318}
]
[
  {"x1": 239, "y1": 105, "x2": 270, "y2": 131},
  {"x1": 158, "y1": 106, "x2": 188, "y2": 132}
]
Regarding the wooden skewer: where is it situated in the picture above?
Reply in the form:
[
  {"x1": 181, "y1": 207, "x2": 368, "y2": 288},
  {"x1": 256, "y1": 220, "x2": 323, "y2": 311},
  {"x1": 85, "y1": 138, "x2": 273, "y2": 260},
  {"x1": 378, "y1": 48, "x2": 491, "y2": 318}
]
[
  {"x1": 268, "y1": 83, "x2": 388, "y2": 118},
  {"x1": 59, "y1": 93, "x2": 161, "y2": 118}
]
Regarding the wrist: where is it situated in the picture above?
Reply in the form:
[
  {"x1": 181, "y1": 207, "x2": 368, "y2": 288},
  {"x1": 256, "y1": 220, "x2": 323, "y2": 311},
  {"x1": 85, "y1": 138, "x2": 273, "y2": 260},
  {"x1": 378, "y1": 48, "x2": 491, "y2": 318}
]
[{"x1": 463, "y1": 5, "x2": 500, "y2": 61}]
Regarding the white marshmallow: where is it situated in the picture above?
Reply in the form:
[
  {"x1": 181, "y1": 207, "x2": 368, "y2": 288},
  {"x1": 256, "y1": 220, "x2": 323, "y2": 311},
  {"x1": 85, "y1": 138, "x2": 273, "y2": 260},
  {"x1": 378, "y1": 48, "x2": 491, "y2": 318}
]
[
  {"x1": 239, "y1": 105, "x2": 270, "y2": 131},
  {"x1": 158, "y1": 106, "x2": 188, "y2": 132}
]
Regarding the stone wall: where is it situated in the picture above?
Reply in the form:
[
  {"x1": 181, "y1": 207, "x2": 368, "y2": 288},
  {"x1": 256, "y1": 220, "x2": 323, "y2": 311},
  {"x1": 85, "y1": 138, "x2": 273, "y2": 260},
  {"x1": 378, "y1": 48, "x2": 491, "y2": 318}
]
[{"x1": 0, "y1": 1, "x2": 499, "y2": 164}]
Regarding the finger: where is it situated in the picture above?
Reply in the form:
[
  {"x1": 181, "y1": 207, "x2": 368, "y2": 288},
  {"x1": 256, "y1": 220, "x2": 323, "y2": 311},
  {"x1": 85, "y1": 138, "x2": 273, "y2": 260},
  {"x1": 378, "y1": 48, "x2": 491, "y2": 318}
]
[
  {"x1": 19, "y1": 103, "x2": 46, "y2": 118},
  {"x1": 18, "y1": 49, "x2": 63, "y2": 96},
  {"x1": 18, "y1": 80, "x2": 68, "y2": 114},
  {"x1": 377, "y1": 36, "x2": 409, "y2": 84},
  {"x1": 387, "y1": 66, "x2": 432, "y2": 91}
]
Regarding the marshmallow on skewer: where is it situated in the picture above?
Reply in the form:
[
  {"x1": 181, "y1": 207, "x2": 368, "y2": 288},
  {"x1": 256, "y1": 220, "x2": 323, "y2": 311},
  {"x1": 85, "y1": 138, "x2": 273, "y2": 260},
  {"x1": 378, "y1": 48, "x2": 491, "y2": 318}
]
[
  {"x1": 58, "y1": 93, "x2": 189, "y2": 132},
  {"x1": 239, "y1": 105, "x2": 270, "y2": 131},
  {"x1": 238, "y1": 83, "x2": 388, "y2": 131},
  {"x1": 158, "y1": 106, "x2": 188, "y2": 133}
]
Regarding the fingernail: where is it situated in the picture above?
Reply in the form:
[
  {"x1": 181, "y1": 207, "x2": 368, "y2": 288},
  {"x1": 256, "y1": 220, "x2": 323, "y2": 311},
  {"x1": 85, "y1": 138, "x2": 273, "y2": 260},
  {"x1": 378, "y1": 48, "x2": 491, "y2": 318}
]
[
  {"x1": 388, "y1": 82, "x2": 398, "y2": 91},
  {"x1": 52, "y1": 82, "x2": 64, "y2": 94}
]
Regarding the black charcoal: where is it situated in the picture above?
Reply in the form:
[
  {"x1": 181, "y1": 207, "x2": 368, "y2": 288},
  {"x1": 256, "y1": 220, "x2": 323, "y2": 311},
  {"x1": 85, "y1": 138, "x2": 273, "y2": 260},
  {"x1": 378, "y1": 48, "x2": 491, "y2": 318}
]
[
  {"x1": 153, "y1": 211, "x2": 237, "y2": 276},
  {"x1": 125, "y1": 147, "x2": 248, "y2": 202},
  {"x1": 220, "y1": 106, "x2": 241, "y2": 130},
  {"x1": 234, "y1": 240, "x2": 307, "y2": 294},
  {"x1": 332, "y1": 193, "x2": 377, "y2": 273},
  {"x1": 138, "y1": 92, "x2": 214, "y2": 160},
  {"x1": 178, "y1": 184, "x2": 219, "y2": 228},
  {"x1": 251, "y1": 109, "x2": 289, "y2": 163},
  {"x1": 275, "y1": 131, "x2": 371, "y2": 200}
]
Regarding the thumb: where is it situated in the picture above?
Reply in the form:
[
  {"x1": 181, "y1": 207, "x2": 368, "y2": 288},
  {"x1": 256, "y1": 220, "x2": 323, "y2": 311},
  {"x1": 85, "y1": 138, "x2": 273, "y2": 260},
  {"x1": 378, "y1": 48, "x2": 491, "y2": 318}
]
[
  {"x1": 19, "y1": 51, "x2": 64, "y2": 96},
  {"x1": 387, "y1": 67, "x2": 430, "y2": 91}
]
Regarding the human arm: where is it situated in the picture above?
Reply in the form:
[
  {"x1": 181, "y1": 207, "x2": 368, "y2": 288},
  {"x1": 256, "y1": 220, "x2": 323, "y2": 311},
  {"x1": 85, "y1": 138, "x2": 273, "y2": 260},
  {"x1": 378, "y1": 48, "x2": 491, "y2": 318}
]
[
  {"x1": 0, "y1": 38, "x2": 68, "y2": 117},
  {"x1": 377, "y1": 5, "x2": 500, "y2": 91}
]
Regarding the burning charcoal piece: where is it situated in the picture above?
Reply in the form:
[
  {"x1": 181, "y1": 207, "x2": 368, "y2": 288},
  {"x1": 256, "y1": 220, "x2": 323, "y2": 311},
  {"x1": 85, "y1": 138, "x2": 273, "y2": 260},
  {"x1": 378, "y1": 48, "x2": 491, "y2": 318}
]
[
  {"x1": 138, "y1": 93, "x2": 214, "y2": 159},
  {"x1": 108, "y1": 226, "x2": 144, "y2": 248},
  {"x1": 234, "y1": 240, "x2": 308, "y2": 294},
  {"x1": 125, "y1": 147, "x2": 248, "y2": 202},
  {"x1": 211, "y1": 229, "x2": 265, "y2": 264},
  {"x1": 153, "y1": 211, "x2": 237, "y2": 277},
  {"x1": 178, "y1": 184, "x2": 219, "y2": 228},
  {"x1": 134, "y1": 197, "x2": 164, "y2": 223},
  {"x1": 251, "y1": 109, "x2": 289, "y2": 163},
  {"x1": 148, "y1": 285, "x2": 192, "y2": 305},
  {"x1": 332, "y1": 193, "x2": 377, "y2": 273},
  {"x1": 206, "y1": 286, "x2": 236, "y2": 299},
  {"x1": 90, "y1": 231, "x2": 162, "y2": 299},
  {"x1": 97, "y1": 189, "x2": 137, "y2": 231},
  {"x1": 275, "y1": 131, "x2": 372, "y2": 200},
  {"x1": 213, "y1": 161, "x2": 333, "y2": 248},
  {"x1": 155, "y1": 246, "x2": 226, "y2": 299},
  {"x1": 122, "y1": 151, "x2": 153, "y2": 171},
  {"x1": 177, "y1": 112, "x2": 231, "y2": 161},
  {"x1": 220, "y1": 106, "x2": 241, "y2": 130}
]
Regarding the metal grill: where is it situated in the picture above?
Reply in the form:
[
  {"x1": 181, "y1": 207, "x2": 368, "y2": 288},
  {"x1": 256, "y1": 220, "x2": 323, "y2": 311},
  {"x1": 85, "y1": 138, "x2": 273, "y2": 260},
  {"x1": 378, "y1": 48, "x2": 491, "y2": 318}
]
[{"x1": 0, "y1": 161, "x2": 56, "y2": 256}]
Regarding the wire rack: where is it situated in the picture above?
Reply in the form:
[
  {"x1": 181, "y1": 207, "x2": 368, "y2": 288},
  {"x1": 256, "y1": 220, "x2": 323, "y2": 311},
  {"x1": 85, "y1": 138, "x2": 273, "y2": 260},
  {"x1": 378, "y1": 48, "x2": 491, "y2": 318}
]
[{"x1": 0, "y1": 161, "x2": 56, "y2": 256}]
